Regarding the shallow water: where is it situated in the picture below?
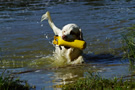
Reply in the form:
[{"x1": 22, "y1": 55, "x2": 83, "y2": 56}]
[{"x1": 0, "y1": 0, "x2": 135, "y2": 89}]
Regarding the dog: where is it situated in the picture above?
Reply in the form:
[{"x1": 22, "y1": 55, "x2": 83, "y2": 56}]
[{"x1": 41, "y1": 11, "x2": 84, "y2": 64}]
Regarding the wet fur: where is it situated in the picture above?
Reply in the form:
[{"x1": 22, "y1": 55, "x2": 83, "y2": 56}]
[{"x1": 41, "y1": 12, "x2": 84, "y2": 64}]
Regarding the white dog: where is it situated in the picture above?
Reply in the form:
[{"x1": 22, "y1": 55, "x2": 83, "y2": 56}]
[{"x1": 41, "y1": 11, "x2": 84, "y2": 64}]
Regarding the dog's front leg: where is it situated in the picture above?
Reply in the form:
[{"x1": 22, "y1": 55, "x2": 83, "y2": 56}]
[
  {"x1": 41, "y1": 11, "x2": 61, "y2": 35},
  {"x1": 71, "y1": 56, "x2": 84, "y2": 64}
]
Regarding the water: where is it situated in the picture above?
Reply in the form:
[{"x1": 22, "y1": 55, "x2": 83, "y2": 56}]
[{"x1": 0, "y1": 0, "x2": 135, "y2": 89}]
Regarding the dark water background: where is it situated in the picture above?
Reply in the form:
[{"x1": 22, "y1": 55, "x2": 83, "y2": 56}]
[{"x1": 0, "y1": 0, "x2": 135, "y2": 89}]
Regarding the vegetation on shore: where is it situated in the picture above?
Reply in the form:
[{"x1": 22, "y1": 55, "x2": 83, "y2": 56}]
[
  {"x1": 0, "y1": 69, "x2": 33, "y2": 90},
  {"x1": 122, "y1": 24, "x2": 135, "y2": 65},
  {"x1": 62, "y1": 72, "x2": 135, "y2": 90}
]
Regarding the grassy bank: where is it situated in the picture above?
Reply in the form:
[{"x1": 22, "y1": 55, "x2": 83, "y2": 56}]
[
  {"x1": 0, "y1": 69, "x2": 33, "y2": 90},
  {"x1": 62, "y1": 72, "x2": 135, "y2": 90},
  {"x1": 122, "y1": 24, "x2": 135, "y2": 65}
]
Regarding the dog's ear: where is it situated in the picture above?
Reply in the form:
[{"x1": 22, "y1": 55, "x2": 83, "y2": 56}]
[{"x1": 79, "y1": 29, "x2": 83, "y2": 40}]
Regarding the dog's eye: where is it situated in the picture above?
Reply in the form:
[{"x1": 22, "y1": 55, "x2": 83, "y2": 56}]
[{"x1": 70, "y1": 31, "x2": 75, "y2": 35}]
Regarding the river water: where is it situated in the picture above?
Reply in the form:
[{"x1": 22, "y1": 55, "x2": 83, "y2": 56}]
[{"x1": 0, "y1": 0, "x2": 135, "y2": 89}]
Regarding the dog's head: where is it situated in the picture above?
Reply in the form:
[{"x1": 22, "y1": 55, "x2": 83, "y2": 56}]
[{"x1": 61, "y1": 24, "x2": 83, "y2": 41}]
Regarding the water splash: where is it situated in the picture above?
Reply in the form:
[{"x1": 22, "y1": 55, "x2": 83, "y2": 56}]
[{"x1": 28, "y1": 53, "x2": 70, "y2": 69}]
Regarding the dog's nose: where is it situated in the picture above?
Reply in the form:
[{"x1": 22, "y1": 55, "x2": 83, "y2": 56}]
[{"x1": 62, "y1": 35, "x2": 67, "y2": 41}]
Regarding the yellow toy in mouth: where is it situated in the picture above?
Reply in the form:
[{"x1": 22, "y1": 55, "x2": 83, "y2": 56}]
[{"x1": 53, "y1": 36, "x2": 86, "y2": 50}]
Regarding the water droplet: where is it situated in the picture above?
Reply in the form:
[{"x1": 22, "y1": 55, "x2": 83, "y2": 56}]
[
  {"x1": 46, "y1": 35, "x2": 48, "y2": 39},
  {"x1": 41, "y1": 24, "x2": 43, "y2": 27}
]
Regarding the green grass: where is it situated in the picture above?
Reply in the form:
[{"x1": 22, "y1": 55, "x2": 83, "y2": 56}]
[
  {"x1": 0, "y1": 69, "x2": 33, "y2": 90},
  {"x1": 122, "y1": 24, "x2": 135, "y2": 65},
  {"x1": 62, "y1": 72, "x2": 135, "y2": 90}
]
